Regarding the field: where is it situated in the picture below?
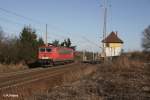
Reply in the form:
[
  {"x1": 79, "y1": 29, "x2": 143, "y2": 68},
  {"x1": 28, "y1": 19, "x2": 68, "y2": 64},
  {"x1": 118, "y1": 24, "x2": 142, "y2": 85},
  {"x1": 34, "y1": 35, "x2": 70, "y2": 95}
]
[
  {"x1": 0, "y1": 55, "x2": 150, "y2": 100},
  {"x1": 32, "y1": 56, "x2": 150, "y2": 100}
]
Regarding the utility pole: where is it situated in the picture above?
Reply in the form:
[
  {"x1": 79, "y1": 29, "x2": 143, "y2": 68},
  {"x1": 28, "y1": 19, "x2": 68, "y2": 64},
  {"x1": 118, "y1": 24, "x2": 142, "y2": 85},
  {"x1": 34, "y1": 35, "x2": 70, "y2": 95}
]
[
  {"x1": 103, "y1": 0, "x2": 107, "y2": 39},
  {"x1": 83, "y1": 50, "x2": 86, "y2": 62},
  {"x1": 93, "y1": 51, "x2": 95, "y2": 61},
  {"x1": 102, "y1": 0, "x2": 108, "y2": 59},
  {"x1": 46, "y1": 24, "x2": 48, "y2": 46}
]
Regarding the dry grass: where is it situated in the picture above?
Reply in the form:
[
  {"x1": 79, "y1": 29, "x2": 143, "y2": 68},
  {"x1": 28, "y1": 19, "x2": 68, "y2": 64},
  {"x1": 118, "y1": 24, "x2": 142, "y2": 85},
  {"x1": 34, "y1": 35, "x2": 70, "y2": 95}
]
[
  {"x1": 2, "y1": 56, "x2": 149, "y2": 100},
  {"x1": 102, "y1": 56, "x2": 144, "y2": 72},
  {"x1": 62, "y1": 64, "x2": 97, "y2": 84},
  {"x1": 0, "y1": 63, "x2": 28, "y2": 73},
  {"x1": 20, "y1": 63, "x2": 98, "y2": 100},
  {"x1": 32, "y1": 56, "x2": 150, "y2": 100}
]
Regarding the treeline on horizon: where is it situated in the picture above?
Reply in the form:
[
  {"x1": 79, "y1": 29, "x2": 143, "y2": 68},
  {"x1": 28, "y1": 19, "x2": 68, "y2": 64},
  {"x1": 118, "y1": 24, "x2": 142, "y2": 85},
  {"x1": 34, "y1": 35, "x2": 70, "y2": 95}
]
[
  {"x1": 0, "y1": 26, "x2": 75, "y2": 65},
  {"x1": 0, "y1": 24, "x2": 150, "y2": 65}
]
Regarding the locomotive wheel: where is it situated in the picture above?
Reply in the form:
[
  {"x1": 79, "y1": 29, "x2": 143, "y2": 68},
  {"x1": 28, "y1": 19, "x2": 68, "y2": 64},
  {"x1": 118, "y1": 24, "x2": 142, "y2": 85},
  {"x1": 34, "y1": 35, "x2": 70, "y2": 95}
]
[{"x1": 52, "y1": 61, "x2": 55, "y2": 66}]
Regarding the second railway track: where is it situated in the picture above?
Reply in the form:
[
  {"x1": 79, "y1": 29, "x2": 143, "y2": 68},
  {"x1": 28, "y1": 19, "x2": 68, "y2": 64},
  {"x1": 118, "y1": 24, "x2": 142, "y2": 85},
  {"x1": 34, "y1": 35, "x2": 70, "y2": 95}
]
[{"x1": 0, "y1": 62, "x2": 80, "y2": 89}]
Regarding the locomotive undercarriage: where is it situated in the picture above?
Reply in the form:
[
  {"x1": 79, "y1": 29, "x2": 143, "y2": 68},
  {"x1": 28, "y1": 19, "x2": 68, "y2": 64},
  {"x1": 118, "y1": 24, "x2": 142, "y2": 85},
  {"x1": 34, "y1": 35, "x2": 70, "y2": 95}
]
[
  {"x1": 38, "y1": 59, "x2": 74, "y2": 67},
  {"x1": 38, "y1": 59, "x2": 54, "y2": 67}
]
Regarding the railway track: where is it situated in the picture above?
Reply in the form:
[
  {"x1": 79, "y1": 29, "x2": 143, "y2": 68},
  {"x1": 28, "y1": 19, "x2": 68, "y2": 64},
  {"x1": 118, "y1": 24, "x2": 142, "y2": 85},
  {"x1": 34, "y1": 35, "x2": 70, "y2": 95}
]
[
  {"x1": 0, "y1": 62, "x2": 90, "y2": 99},
  {"x1": 0, "y1": 62, "x2": 78, "y2": 89},
  {"x1": 0, "y1": 62, "x2": 98, "y2": 99},
  {"x1": 0, "y1": 63, "x2": 75, "y2": 78}
]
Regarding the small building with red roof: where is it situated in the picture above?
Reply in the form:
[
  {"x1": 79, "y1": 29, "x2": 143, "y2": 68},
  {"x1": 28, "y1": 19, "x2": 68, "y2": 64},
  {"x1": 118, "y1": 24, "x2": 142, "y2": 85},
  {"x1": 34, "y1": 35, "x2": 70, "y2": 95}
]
[{"x1": 101, "y1": 31, "x2": 123, "y2": 57}]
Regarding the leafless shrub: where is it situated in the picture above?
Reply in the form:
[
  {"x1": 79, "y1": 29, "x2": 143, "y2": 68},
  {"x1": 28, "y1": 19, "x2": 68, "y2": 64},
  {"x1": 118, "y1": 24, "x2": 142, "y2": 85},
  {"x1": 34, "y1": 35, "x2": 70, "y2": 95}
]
[
  {"x1": 101, "y1": 55, "x2": 144, "y2": 72},
  {"x1": 142, "y1": 25, "x2": 150, "y2": 51}
]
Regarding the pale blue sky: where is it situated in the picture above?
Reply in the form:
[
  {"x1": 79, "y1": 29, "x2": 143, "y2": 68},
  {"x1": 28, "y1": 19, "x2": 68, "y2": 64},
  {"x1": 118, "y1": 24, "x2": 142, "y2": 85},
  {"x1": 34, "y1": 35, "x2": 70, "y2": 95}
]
[{"x1": 0, "y1": 0, "x2": 150, "y2": 52}]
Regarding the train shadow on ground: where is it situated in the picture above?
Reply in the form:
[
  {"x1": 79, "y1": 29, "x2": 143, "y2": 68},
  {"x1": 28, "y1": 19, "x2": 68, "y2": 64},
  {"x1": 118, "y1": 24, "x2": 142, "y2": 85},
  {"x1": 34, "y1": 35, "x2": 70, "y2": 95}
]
[
  {"x1": 27, "y1": 61, "x2": 65, "y2": 68},
  {"x1": 27, "y1": 61, "x2": 42, "y2": 68},
  {"x1": 27, "y1": 60, "x2": 77, "y2": 69}
]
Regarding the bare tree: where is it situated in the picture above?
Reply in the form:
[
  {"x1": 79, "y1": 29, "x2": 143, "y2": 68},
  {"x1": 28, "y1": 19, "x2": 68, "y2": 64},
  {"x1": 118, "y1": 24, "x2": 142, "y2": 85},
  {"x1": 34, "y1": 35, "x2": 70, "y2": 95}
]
[
  {"x1": 142, "y1": 25, "x2": 150, "y2": 51},
  {"x1": 0, "y1": 26, "x2": 4, "y2": 42}
]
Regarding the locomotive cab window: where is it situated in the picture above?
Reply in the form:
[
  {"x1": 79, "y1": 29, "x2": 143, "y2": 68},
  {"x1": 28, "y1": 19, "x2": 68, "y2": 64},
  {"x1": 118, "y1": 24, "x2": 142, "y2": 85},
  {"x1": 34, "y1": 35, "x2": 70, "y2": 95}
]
[
  {"x1": 39, "y1": 48, "x2": 45, "y2": 52},
  {"x1": 46, "y1": 48, "x2": 52, "y2": 52}
]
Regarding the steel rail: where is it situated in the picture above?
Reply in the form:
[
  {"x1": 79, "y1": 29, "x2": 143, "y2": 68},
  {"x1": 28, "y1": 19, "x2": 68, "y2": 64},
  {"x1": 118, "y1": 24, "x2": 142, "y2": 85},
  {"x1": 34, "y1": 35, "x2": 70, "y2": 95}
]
[
  {"x1": 0, "y1": 62, "x2": 79, "y2": 89},
  {"x1": 0, "y1": 62, "x2": 76, "y2": 79}
]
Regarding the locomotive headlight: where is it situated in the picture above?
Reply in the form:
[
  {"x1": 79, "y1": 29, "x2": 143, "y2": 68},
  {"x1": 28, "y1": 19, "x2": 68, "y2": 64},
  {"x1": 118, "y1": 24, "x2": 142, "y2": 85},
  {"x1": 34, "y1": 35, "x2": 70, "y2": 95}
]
[{"x1": 42, "y1": 57, "x2": 49, "y2": 59}]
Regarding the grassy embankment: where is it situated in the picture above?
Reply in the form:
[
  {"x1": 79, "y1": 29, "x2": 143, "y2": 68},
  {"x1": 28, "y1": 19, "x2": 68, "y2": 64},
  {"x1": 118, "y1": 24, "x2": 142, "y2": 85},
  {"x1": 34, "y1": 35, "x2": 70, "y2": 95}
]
[{"x1": 33, "y1": 55, "x2": 150, "y2": 100}]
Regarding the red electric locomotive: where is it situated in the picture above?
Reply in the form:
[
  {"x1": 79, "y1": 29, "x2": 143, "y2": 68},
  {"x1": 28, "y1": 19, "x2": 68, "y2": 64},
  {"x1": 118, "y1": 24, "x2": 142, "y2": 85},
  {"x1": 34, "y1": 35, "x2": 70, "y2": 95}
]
[{"x1": 38, "y1": 44, "x2": 74, "y2": 66}]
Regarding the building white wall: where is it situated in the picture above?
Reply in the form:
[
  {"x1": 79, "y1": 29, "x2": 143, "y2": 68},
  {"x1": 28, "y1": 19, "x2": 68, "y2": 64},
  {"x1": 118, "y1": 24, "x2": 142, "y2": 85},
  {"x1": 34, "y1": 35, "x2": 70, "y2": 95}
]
[{"x1": 105, "y1": 47, "x2": 122, "y2": 57}]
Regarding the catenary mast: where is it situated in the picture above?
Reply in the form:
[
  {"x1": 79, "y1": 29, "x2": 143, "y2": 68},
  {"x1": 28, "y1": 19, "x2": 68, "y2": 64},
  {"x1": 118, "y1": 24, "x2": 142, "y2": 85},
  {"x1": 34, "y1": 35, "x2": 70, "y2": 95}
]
[
  {"x1": 102, "y1": 0, "x2": 108, "y2": 58},
  {"x1": 46, "y1": 24, "x2": 48, "y2": 46}
]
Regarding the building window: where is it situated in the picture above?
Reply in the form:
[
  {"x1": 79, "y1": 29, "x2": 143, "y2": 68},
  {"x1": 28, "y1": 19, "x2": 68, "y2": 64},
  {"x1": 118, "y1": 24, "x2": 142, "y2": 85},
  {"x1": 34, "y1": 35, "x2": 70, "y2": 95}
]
[{"x1": 106, "y1": 43, "x2": 109, "y2": 47}]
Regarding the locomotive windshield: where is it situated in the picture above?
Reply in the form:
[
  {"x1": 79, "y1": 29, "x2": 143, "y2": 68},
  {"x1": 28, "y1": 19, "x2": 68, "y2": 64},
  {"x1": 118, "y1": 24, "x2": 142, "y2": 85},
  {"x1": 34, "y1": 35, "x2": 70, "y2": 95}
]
[
  {"x1": 39, "y1": 47, "x2": 52, "y2": 52},
  {"x1": 39, "y1": 48, "x2": 45, "y2": 52},
  {"x1": 46, "y1": 48, "x2": 52, "y2": 52}
]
